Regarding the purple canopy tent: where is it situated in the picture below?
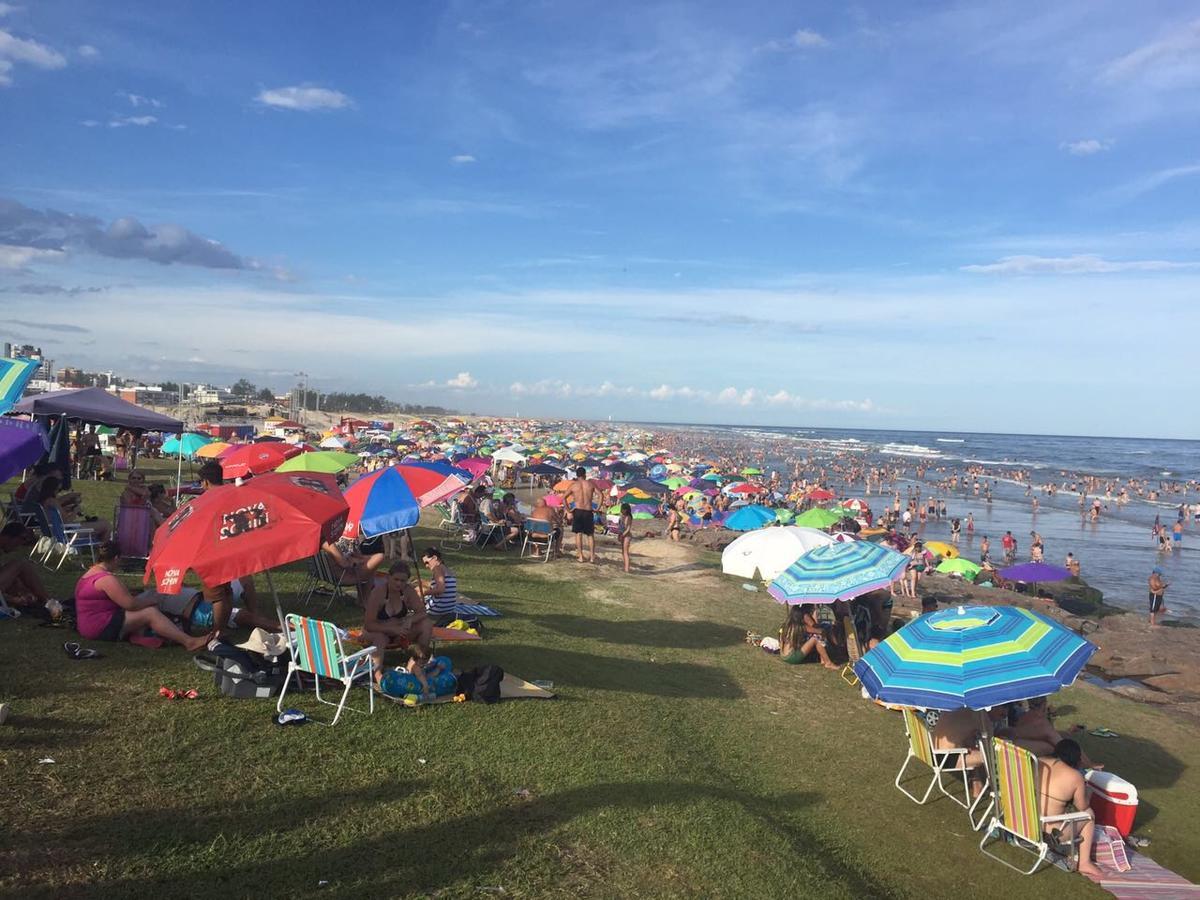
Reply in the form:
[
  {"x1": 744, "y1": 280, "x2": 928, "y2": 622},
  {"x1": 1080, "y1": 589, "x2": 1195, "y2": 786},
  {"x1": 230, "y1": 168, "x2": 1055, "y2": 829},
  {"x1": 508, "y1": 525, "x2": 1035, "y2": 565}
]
[{"x1": 13, "y1": 387, "x2": 183, "y2": 432}]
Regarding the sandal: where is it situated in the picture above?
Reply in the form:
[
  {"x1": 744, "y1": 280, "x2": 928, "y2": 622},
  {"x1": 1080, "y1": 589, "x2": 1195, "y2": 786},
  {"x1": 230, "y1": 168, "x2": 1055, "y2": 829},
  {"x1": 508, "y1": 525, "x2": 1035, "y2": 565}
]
[
  {"x1": 63, "y1": 641, "x2": 101, "y2": 660},
  {"x1": 1089, "y1": 727, "x2": 1120, "y2": 738}
]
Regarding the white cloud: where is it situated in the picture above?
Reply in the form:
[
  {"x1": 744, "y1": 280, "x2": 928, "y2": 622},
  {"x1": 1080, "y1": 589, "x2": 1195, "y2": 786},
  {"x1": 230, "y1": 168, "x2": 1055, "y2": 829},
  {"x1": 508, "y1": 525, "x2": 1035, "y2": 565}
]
[
  {"x1": 1061, "y1": 138, "x2": 1111, "y2": 156},
  {"x1": 108, "y1": 115, "x2": 157, "y2": 128},
  {"x1": 1111, "y1": 161, "x2": 1200, "y2": 200},
  {"x1": 118, "y1": 91, "x2": 161, "y2": 108},
  {"x1": 507, "y1": 378, "x2": 875, "y2": 414},
  {"x1": 446, "y1": 371, "x2": 478, "y2": 389},
  {"x1": 0, "y1": 27, "x2": 66, "y2": 86},
  {"x1": 0, "y1": 244, "x2": 65, "y2": 270},
  {"x1": 761, "y1": 28, "x2": 829, "y2": 52},
  {"x1": 450, "y1": 154, "x2": 477, "y2": 164},
  {"x1": 1101, "y1": 19, "x2": 1200, "y2": 89},
  {"x1": 78, "y1": 44, "x2": 98, "y2": 59},
  {"x1": 256, "y1": 85, "x2": 352, "y2": 111},
  {"x1": 961, "y1": 254, "x2": 1200, "y2": 275}
]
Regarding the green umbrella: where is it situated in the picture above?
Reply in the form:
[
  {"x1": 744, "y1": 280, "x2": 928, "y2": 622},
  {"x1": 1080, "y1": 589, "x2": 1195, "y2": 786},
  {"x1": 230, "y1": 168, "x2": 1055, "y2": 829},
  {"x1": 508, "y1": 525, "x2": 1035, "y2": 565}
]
[
  {"x1": 97, "y1": 426, "x2": 117, "y2": 436},
  {"x1": 741, "y1": 467, "x2": 763, "y2": 476},
  {"x1": 632, "y1": 511, "x2": 654, "y2": 520},
  {"x1": 774, "y1": 508, "x2": 795, "y2": 524},
  {"x1": 701, "y1": 472, "x2": 724, "y2": 482},
  {"x1": 662, "y1": 476, "x2": 690, "y2": 489},
  {"x1": 276, "y1": 450, "x2": 359, "y2": 473},
  {"x1": 794, "y1": 507, "x2": 844, "y2": 528},
  {"x1": 936, "y1": 558, "x2": 982, "y2": 578}
]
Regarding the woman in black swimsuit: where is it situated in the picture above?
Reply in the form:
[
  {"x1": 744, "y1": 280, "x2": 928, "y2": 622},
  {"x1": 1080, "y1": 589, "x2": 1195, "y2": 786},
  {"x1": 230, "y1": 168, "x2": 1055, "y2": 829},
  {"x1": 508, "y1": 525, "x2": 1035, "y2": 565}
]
[{"x1": 362, "y1": 563, "x2": 433, "y2": 683}]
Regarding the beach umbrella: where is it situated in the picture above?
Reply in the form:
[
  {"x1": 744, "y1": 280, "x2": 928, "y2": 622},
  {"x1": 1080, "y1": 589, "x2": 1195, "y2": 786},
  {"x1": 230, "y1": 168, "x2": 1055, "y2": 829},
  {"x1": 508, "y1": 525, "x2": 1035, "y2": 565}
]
[
  {"x1": 220, "y1": 442, "x2": 301, "y2": 479},
  {"x1": 276, "y1": 450, "x2": 359, "y2": 474},
  {"x1": 525, "y1": 462, "x2": 567, "y2": 476},
  {"x1": 768, "y1": 540, "x2": 909, "y2": 605},
  {"x1": 0, "y1": 356, "x2": 39, "y2": 415},
  {"x1": 806, "y1": 488, "x2": 836, "y2": 501},
  {"x1": 724, "y1": 505, "x2": 777, "y2": 531},
  {"x1": 455, "y1": 457, "x2": 491, "y2": 479},
  {"x1": 663, "y1": 476, "x2": 690, "y2": 490},
  {"x1": 0, "y1": 418, "x2": 48, "y2": 484},
  {"x1": 145, "y1": 472, "x2": 348, "y2": 593},
  {"x1": 741, "y1": 467, "x2": 763, "y2": 476},
  {"x1": 925, "y1": 540, "x2": 959, "y2": 559},
  {"x1": 492, "y1": 446, "x2": 527, "y2": 464},
  {"x1": 195, "y1": 441, "x2": 231, "y2": 459},
  {"x1": 774, "y1": 508, "x2": 795, "y2": 524},
  {"x1": 341, "y1": 467, "x2": 420, "y2": 539},
  {"x1": 721, "y1": 525, "x2": 836, "y2": 581},
  {"x1": 318, "y1": 436, "x2": 347, "y2": 449},
  {"x1": 624, "y1": 477, "x2": 670, "y2": 495},
  {"x1": 727, "y1": 482, "x2": 765, "y2": 495},
  {"x1": 793, "y1": 507, "x2": 844, "y2": 529},
  {"x1": 936, "y1": 558, "x2": 981, "y2": 578},
  {"x1": 163, "y1": 432, "x2": 212, "y2": 459},
  {"x1": 853, "y1": 605, "x2": 1097, "y2": 710},
  {"x1": 998, "y1": 562, "x2": 1072, "y2": 583}
]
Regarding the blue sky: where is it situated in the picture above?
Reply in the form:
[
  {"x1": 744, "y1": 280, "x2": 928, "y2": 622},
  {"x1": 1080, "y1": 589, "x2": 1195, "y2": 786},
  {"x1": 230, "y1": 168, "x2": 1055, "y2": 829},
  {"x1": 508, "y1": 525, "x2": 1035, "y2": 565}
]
[{"x1": 1, "y1": 1, "x2": 1198, "y2": 437}]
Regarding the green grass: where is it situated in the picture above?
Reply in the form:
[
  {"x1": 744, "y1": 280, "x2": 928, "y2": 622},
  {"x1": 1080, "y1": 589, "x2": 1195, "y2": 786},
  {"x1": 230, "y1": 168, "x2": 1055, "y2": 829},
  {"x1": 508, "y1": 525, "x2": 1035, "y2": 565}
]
[{"x1": 2, "y1": 460, "x2": 1197, "y2": 898}]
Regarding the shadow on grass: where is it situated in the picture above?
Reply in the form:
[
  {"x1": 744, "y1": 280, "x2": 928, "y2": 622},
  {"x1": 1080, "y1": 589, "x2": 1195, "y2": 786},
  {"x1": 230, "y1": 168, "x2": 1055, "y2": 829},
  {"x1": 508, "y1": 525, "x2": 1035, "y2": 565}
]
[
  {"x1": 531, "y1": 614, "x2": 745, "y2": 650},
  {"x1": 1081, "y1": 734, "x2": 1186, "y2": 826},
  {"x1": 48, "y1": 780, "x2": 899, "y2": 898},
  {"x1": 471, "y1": 644, "x2": 745, "y2": 700},
  {"x1": 3, "y1": 713, "x2": 98, "y2": 751}
]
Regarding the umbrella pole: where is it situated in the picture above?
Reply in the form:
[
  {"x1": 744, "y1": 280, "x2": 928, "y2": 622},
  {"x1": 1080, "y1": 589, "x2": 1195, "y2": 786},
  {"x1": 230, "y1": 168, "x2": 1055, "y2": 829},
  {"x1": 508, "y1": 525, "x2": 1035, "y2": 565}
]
[
  {"x1": 175, "y1": 431, "x2": 183, "y2": 503},
  {"x1": 266, "y1": 569, "x2": 284, "y2": 630}
]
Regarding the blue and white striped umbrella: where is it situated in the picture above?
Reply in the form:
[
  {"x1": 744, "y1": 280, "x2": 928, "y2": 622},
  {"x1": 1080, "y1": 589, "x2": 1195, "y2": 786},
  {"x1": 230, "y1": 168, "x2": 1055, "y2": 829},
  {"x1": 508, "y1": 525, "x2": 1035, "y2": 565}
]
[
  {"x1": 767, "y1": 539, "x2": 908, "y2": 604},
  {"x1": 853, "y1": 605, "x2": 1097, "y2": 710}
]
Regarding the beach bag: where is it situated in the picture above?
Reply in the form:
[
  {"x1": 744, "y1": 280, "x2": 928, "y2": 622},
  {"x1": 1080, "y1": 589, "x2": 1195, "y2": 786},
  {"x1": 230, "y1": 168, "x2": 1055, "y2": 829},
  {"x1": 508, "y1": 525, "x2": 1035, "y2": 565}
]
[
  {"x1": 456, "y1": 664, "x2": 505, "y2": 704},
  {"x1": 195, "y1": 641, "x2": 288, "y2": 699}
]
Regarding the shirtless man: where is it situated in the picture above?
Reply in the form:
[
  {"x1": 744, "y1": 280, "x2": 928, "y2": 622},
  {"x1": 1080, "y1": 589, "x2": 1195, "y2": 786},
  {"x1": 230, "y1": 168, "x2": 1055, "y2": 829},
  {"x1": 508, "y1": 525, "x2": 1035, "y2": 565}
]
[
  {"x1": 1013, "y1": 697, "x2": 1099, "y2": 768},
  {"x1": 565, "y1": 466, "x2": 598, "y2": 562},
  {"x1": 1148, "y1": 567, "x2": 1168, "y2": 626},
  {"x1": 932, "y1": 708, "x2": 987, "y2": 793},
  {"x1": 1039, "y1": 739, "x2": 1101, "y2": 877}
]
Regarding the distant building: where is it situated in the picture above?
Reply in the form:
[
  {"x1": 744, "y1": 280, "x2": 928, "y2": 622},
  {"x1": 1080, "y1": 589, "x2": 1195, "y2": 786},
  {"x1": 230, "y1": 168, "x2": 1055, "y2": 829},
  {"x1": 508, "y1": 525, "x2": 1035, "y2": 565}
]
[
  {"x1": 116, "y1": 386, "x2": 179, "y2": 406},
  {"x1": 9, "y1": 344, "x2": 53, "y2": 381},
  {"x1": 190, "y1": 384, "x2": 233, "y2": 406}
]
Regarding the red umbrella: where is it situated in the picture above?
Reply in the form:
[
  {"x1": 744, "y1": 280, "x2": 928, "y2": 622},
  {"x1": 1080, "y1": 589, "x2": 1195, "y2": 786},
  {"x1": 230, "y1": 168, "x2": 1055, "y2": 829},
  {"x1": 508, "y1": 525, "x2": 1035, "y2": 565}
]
[
  {"x1": 729, "y1": 483, "x2": 765, "y2": 494},
  {"x1": 806, "y1": 488, "x2": 836, "y2": 501},
  {"x1": 145, "y1": 472, "x2": 348, "y2": 593},
  {"x1": 219, "y1": 443, "x2": 302, "y2": 479}
]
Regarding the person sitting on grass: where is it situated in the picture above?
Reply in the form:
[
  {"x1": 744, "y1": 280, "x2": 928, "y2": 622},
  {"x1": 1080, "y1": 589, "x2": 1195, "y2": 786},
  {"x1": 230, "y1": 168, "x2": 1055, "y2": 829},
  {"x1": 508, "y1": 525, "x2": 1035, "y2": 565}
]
[
  {"x1": 1013, "y1": 696, "x2": 1101, "y2": 769},
  {"x1": 1039, "y1": 739, "x2": 1101, "y2": 878},
  {"x1": 778, "y1": 604, "x2": 837, "y2": 669},
  {"x1": 142, "y1": 581, "x2": 279, "y2": 635},
  {"x1": 420, "y1": 547, "x2": 459, "y2": 626},
  {"x1": 0, "y1": 557, "x2": 55, "y2": 608},
  {"x1": 74, "y1": 542, "x2": 208, "y2": 650},
  {"x1": 362, "y1": 562, "x2": 433, "y2": 684}
]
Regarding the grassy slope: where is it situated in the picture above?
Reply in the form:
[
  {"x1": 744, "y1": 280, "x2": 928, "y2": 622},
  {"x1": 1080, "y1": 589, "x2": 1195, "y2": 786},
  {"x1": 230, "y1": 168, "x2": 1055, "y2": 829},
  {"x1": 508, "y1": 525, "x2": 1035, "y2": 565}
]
[{"x1": 1, "y1": 461, "x2": 1196, "y2": 899}]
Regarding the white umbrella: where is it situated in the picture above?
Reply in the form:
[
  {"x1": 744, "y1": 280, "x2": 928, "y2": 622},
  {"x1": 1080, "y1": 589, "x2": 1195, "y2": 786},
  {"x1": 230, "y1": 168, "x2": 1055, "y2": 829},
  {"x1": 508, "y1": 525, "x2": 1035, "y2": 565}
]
[
  {"x1": 319, "y1": 436, "x2": 347, "y2": 449},
  {"x1": 492, "y1": 446, "x2": 527, "y2": 464},
  {"x1": 721, "y1": 526, "x2": 836, "y2": 581}
]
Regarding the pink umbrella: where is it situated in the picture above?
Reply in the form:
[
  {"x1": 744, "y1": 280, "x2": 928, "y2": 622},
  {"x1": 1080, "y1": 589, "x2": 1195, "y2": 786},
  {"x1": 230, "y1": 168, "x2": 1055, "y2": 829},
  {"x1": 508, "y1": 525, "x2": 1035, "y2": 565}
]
[{"x1": 456, "y1": 457, "x2": 491, "y2": 479}]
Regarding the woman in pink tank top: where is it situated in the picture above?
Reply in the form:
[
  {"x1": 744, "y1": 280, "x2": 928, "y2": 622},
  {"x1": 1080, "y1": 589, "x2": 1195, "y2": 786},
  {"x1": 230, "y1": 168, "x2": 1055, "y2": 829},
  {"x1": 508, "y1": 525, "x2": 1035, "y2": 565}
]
[{"x1": 74, "y1": 542, "x2": 208, "y2": 650}]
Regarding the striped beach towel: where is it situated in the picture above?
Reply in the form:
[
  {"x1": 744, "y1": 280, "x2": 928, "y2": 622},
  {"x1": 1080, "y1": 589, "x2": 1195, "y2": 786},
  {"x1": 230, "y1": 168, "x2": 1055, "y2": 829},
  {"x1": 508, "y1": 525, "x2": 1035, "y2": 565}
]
[
  {"x1": 455, "y1": 603, "x2": 500, "y2": 617},
  {"x1": 1052, "y1": 841, "x2": 1200, "y2": 898}
]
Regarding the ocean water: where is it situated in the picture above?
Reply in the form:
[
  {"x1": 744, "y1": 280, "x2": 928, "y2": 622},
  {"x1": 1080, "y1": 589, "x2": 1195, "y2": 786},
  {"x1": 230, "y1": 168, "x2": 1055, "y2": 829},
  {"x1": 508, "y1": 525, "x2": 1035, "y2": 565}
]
[{"x1": 666, "y1": 425, "x2": 1200, "y2": 621}]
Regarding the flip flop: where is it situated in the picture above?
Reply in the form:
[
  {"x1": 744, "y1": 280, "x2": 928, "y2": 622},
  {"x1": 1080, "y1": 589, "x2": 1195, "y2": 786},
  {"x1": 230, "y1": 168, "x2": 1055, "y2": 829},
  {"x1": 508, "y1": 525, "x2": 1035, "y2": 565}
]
[
  {"x1": 159, "y1": 686, "x2": 177, "y2": 700},
  {"x1": 1089, "y1": 727, "x2": 1120, "y2": 738},
  {"x1": 63, "y1": 641, "x2": 101, "y2": 660},
  {"x1": 275, "y1": 709, "x2": 308, "y2": 726}
]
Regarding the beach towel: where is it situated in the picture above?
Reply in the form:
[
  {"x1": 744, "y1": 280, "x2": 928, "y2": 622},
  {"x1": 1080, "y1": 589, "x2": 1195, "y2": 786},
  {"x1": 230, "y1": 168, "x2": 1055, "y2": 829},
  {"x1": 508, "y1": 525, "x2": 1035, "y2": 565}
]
[
  {"x1": 377, "y1": 672, "x2": 555, "y2": 706},
  {"x1": 1054, "y1": 842, "x2": 1199, "y2": 898},
  {"x1": 455, "y1": 603, "x2": 500, "y2": 617}
]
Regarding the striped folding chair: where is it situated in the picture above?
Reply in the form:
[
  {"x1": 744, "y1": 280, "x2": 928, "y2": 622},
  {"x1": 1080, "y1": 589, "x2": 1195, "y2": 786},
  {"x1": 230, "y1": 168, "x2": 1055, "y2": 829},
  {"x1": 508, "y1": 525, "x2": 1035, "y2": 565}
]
[
  {"x1": 895, "y1": 707, "x2": 973, "y2": 808},
  {"x1": 980, "y1": 738, "x2": 1093, "y2": 874},
  {"x1": 277, "y1": 614, "x2": 376, "y2": 726},
  {"x1": 299, "y1": 551, "x2": 348, "y2": 610}
]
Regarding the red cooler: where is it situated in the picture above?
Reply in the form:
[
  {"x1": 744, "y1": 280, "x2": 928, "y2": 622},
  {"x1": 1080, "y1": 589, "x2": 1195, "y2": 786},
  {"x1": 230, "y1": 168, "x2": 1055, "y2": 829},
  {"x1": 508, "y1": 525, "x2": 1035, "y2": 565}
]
[{"x1": 1086, "y1": 770, "x2": 1138, "y2": 838}]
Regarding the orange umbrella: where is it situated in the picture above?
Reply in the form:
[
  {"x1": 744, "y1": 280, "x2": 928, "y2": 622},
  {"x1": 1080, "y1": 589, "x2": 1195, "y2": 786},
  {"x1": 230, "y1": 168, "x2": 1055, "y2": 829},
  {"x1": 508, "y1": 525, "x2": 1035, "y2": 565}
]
[{"x1": 195, "y1": 441, "x2": 230, "y2": 459}]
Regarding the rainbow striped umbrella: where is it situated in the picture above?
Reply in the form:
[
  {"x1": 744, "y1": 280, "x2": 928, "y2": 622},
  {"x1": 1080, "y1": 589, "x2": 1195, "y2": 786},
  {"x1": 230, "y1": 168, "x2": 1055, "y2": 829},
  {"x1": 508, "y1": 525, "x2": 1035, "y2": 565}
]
[
  {"x1": 853, "y1": 605, "x2": 1096, "y2": 710},
  {"x1": 767, "y1": 540, "x2": 907, "y2": 604}
]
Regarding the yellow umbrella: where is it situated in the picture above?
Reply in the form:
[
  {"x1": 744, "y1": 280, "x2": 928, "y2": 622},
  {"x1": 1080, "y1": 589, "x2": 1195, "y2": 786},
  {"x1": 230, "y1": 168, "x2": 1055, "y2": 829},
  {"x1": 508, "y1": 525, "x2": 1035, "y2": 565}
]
[
  {"x1": 195, "y1": 441, "x2": 230, "y2": 459},
  {"x1": 925, "y1": 540, "x2": 958, "y2": 559}
]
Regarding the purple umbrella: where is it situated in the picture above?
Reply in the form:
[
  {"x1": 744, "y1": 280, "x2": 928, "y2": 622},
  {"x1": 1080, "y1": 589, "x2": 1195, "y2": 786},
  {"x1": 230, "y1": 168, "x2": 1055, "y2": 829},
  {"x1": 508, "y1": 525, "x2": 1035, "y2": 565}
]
[
  {"x1": 0, "y1": 418, "x2": 49, "y2": 484},
  {"x1": 999, "y1": 562, "x2": 1072, "y2": 583}
]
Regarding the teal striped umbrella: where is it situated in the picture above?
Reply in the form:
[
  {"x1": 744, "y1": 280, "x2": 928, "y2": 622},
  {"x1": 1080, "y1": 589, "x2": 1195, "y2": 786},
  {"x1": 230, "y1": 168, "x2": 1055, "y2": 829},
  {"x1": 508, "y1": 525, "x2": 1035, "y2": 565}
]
[
  {"x1": 854, "y1": 605, "x2": 1096, "y2": 710},
  {"x1": 768, "y1": 540, "x2": 908, "y2": 604}
]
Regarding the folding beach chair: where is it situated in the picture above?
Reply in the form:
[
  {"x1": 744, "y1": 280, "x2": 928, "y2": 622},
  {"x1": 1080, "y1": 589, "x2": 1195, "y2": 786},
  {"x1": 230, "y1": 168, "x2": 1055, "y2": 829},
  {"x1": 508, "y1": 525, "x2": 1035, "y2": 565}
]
[
  {"x1": 277, "y1": 613, "x2": 376, "y2": 726},
  {"x1": 520, "y1": 518, "x2": 558, "y2": 562},
  {"x1": 299, "y1": 551, "x2": 348, "y2": 610},
  {"x1": 45, "y1": 507, "x2": 102, "y2": 569},
  {"x1": 895, "y1": 707, "x2": 974, "y2": 808},
  {"x1": 979, "y1": 738, "x2": 1093, "y2": 875},
  {"x1": 841, "y1": 617, "x2": 862, "y2": 686},
  {"x1": 436, "y1": 501, "x2": 471, "y2": 550},
  {"x1": 114, "y1": 503, "x2": 153, "y2": 562}
]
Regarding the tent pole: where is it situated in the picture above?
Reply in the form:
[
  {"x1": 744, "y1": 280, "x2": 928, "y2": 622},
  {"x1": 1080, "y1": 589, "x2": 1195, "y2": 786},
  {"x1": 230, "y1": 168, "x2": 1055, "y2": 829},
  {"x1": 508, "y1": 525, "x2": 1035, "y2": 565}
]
[{"x1": 175, "y1": 431, "x2": 183, "y2": 502}]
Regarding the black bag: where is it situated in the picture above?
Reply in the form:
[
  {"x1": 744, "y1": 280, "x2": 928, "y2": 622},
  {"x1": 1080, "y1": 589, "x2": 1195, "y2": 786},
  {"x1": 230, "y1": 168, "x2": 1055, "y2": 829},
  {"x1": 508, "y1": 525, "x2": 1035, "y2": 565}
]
[
  {"x1": 456, "y1": 664, "x2": 505, "y2": 704},
  {"x1": 195, "y1": 641, "x2": 289, "y2": 699}
]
